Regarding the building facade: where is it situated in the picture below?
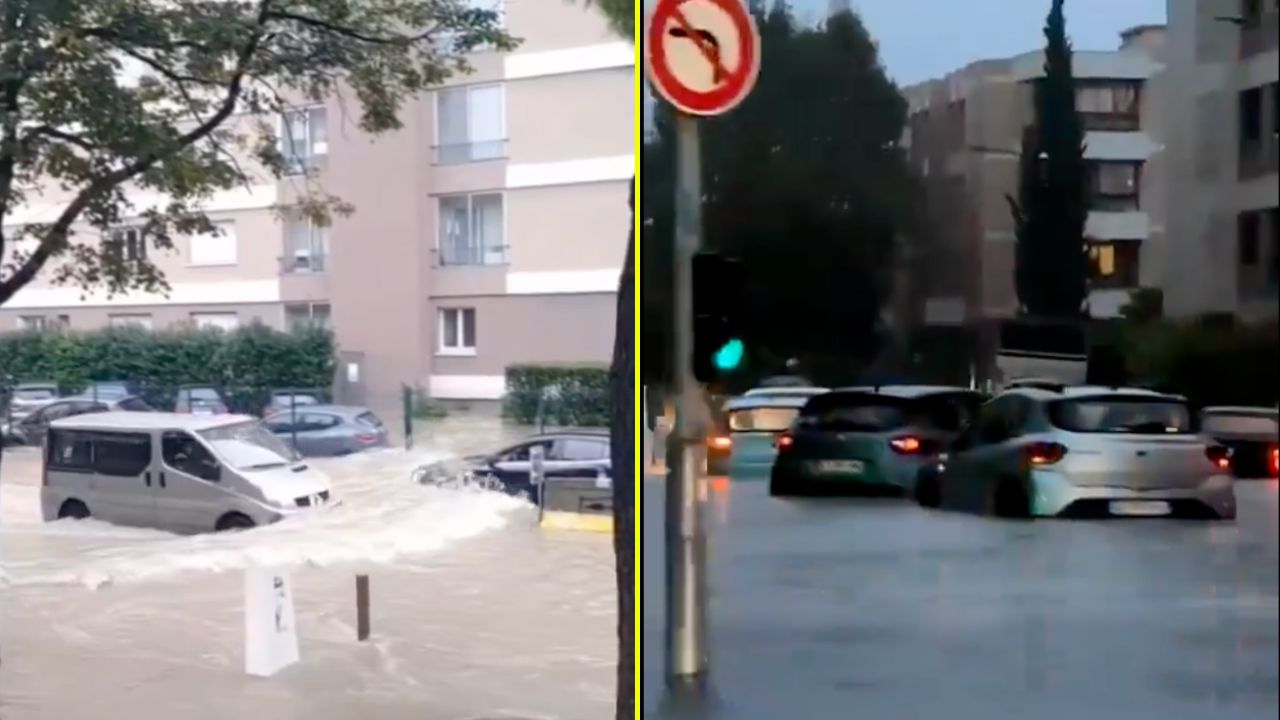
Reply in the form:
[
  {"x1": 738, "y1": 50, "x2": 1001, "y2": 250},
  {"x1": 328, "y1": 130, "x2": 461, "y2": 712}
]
[
  {"x1": 898, "y1": 26, "x2": 1167, "y2": 378},
  {"x1": 1161, "y1": 0, "x2": 1278, "y2": 320},
  {"x1": 1, "y1": 3, "x2": 634, "y2": 414}
]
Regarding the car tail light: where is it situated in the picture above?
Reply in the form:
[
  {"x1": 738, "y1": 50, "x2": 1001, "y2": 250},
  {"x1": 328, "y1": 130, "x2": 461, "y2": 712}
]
[
  {"x1": 1026, "y1": 442, "x2": 1068, "y2": 466},
  {"x1": 888, "y1": 435, "x2": 941, "y2": 455},
  {"x1": 707, "y1": 435, "x2": 732, "y2": 451},
  {"x1": 355, "y1": 433, "x2": 379, "y2": 445},
  {"x1": 1205, "y1": 445, "x2": 1231, "y2": 471},
  {"x1": 775, "y1": 433, "x2": 794, "y2": 450},
  {"x1": 1269, "y1": 445, "x2": 1277, "y2": 477}
]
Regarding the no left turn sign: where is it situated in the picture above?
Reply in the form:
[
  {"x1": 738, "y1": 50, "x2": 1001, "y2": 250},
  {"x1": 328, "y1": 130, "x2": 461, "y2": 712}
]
[{"x1": 645, "y1": 0, "x2": 761, "y2": 116}]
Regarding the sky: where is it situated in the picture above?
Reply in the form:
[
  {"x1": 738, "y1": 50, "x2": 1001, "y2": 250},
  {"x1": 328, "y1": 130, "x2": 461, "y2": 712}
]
[{"x1": 815, "y1": 0, "x2": 1169, "y2": 86}]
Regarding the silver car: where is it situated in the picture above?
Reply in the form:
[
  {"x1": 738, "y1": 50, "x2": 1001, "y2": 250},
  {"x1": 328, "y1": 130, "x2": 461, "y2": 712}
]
[
  {"x1": 920, "y1": 387, "x2": 1236, "y2": 520},
  {"x1": 263, "y1": 405, "x2": 390, "y2": 457},
  {"x1": 5, "y1": 382, "x2": 60, "y2": 423}
]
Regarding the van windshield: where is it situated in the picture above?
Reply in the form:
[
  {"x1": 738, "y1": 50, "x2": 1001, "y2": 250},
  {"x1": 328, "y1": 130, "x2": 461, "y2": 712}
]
[{"x1": 199, "y1": 420, "x2": 299, "y2": 469}]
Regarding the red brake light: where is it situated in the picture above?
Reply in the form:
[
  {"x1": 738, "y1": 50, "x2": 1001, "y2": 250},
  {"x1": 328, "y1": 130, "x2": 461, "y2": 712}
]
[
  {"x1": 1269, "y1": 446, "x2": 1277, "y2": 477},
  {"x1": 1205, "y1": 445, "x2": 1231, "y2": 471},
  {"x1": 889, "y1": 436, "x2": 940, "y2": 455},
  {"x1": 355, "y1": 433, "x2": 379, "y2": 445},
  {"x1": 775, "y1": 433, "x2": 794, "y2": 450},
  {"x1": 708, "y1": 435, "x2": 732, "y2": 451},
  {"x1": 1027, "y1": 442, "x2": 1068, "y2": 466}
]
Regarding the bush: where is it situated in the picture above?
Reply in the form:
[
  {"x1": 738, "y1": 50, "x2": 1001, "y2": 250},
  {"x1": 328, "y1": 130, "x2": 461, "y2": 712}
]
[
  {"x1": 1119, "y1": 318, "x2": 1278, "y2": 409},
  {"x1": 504, "y1": 364, "x2": 609, "y2": 427},
  {"x1": 0, "y1": 324, "x2": 336, "y2": 412}
]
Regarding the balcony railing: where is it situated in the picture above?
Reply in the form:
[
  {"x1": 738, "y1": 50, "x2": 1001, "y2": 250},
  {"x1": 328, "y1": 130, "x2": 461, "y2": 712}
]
[
  {"x1": 279, "y1": 253, "x2": 329, "y2": 274},
  {"x1": 436, "y1": 243, "x2": 508, "y2": 267},
  {"x1": 1080, "y1": 112, "x2": 1140, "y2": 132},
  {"x1": 1240, "y1": 11, "x2": 1279, "y2": 59},
  {"x1": 1089, "y1": 194, "x2": 1141, "y2": 212},
  {"x1": 432, "y1": 139, "x2": 509, "y2": 165}
]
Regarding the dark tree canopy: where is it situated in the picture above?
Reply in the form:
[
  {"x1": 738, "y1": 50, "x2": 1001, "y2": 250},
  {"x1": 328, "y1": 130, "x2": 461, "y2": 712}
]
[
  {"x1": 643, "y1": 5, "x2": 917, "y2": 388},
  {"x1": 0, "y1": 0, "x2": 513, "y2": 306}
]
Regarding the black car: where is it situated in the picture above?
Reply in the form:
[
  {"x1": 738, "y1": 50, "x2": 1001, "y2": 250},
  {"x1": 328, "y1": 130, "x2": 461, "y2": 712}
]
[
  {"x1": 419, "y1": 429, "x2": 612, "y2": 500},
  {"x1": 1198, "y1": 406, "x2": 1278, "y2": 479},
  {"x1": 3, "y1": 398, "x2": 108, "y2": 446}
]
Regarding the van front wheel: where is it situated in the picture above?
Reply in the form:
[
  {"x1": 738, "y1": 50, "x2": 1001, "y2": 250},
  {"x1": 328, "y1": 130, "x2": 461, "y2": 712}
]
[
  {"x1": 58, "y1": 500, "x2": 90, "y2": 520},
  {"x1": 216, "y1": 513, "x2": 256, "y2": 532}
]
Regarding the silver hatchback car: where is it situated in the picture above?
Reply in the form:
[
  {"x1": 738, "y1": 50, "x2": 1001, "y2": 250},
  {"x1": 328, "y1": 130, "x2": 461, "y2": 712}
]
[{"x1": 918, "y1": 387, "x2": 1236, "y2": 520}]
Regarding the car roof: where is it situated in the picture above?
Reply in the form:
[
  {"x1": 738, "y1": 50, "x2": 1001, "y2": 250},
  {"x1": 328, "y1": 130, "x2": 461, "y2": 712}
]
[
  {"x1": 16, "y1": 381, "x2": 58, "y2": 388},
  {"x1": 1201, "y1": 406, "x2": 1279, "y2": 417},
  {"x1": 267, "y1": 404, "x2": 371, "y2": 417},
  {"x1": 743, "y1": 386, "x2": 829, "y2": 397},
  {"x1": 1002, "y1": 386, "x2": 1185, "y2": 402},
  {"x1": 50, "y1": 411, "x2": 257, "y2": 432},
  {"x1": 830, "y1": 385, "x2": 977, "y2": 399},
  {"x1": 527, "y1": 428, "x2": 610, "y2": 440},
  {"x1": 726, "y1": 394, "x2": 813, "y2": 411}
]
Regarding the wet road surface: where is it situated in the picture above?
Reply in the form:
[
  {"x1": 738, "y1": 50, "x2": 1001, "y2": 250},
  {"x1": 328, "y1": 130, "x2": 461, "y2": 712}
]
[{"x1": 643, "y1": 476, "x2": 1279, "y2": 720}]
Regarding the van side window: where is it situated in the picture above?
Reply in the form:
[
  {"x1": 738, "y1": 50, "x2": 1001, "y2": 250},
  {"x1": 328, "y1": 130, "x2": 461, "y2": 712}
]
[
  {"x1": 91, "y1": 432, "x2": 152, "y2": 477},
  {"x1": 162, "y1": 432, "x2": 217, "y2": 478},
  {"x1": 49, "y1": 430, "x2": 94, "y2": 471}
]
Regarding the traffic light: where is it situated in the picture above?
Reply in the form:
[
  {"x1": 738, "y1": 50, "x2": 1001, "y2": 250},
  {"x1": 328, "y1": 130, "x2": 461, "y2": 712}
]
[{"x1": 692, "y1": 252, "x2": 746, "y2": 383}]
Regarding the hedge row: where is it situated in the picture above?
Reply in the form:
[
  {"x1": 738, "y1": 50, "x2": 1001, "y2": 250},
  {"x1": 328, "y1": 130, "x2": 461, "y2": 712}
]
[
  {"x1": 0, "y1": 325, "x2": 335, "y2": 412},
  {"x1": 1119, "y1": 318, "x2": 1278, "y2": 410},
  {"x1": 503, "y1": 364, "x2": 609, "y2": 427}
]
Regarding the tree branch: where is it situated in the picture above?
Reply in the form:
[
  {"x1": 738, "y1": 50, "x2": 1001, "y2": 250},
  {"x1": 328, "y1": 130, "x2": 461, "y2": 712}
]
[{"x1": 264, "y1": 9, "x2": 438, "y2": 45}]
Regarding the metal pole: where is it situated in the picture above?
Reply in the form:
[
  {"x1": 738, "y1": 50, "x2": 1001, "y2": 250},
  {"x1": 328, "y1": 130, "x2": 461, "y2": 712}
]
[
  {"x1": 665, "y1": 112, "x2": 708, "y2": 684},
  {"x1": 355, "y1": 574, "x2": 370, "y2": 641}
]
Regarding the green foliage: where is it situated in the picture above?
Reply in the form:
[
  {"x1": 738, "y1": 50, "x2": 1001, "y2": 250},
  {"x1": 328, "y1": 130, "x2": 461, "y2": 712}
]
[
  {"x1": 1119, "y1": 287, "x2": 1164, "y2": 324},
  {"x1": 409, "y1": 385, "x2": 449, "y2": 419},
  {"x1": 0, "y1": 324, "x2": 335, "y2": 412},
  {"x1": 504, "y1": 364, "x2": 609, "y2": 427},
  {"x1": 585, "y1": 0, "x2": 634, "y2": 39},
  {"x1": 0, "y1": 1, "x2": 515, "y2": 306},
  {"x1": 1008, "y1": 0, "x2": 1090, "y2": 318},
  {"x1": 642, "y1": 7, "x2": 916, "y2": 383},
  {"x1": 1119, "y1": 319, "x2": 1278, "y2": 409}
]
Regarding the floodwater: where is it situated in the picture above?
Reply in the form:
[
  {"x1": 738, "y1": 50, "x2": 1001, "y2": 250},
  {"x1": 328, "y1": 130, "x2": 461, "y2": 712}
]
[{"x1": 1, "y1": 417, "x2": 615, "y2": 720}]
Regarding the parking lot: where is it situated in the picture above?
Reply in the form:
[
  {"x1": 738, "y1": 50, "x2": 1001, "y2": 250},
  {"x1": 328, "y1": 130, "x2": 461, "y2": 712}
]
[{"x1": 644, "y1": 475, "x2": 1279, "y2": 720}]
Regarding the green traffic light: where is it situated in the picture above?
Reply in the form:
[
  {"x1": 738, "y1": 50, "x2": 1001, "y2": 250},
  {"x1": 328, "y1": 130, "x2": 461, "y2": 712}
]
[{"x1": 713, "y1": 338, "x2": 745, "y2": 371}]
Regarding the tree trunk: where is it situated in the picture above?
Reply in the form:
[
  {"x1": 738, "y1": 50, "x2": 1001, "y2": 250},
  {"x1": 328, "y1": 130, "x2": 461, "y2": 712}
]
[{"x1": 610, "y1": 179, "x2": 636, "y2": 720}]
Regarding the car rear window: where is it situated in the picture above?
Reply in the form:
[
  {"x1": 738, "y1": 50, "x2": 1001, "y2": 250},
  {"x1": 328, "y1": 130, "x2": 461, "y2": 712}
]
[
  {"x1": 729, "y1": 407, "x2": 800, "y2": 432},
  {"x1": 357, "y1": 412, "x2": 384, "y2": 428},
  {"x1": 187, "y1": 388, "x2": 221, "y2": 400},
  {"x1": 1048, "y1": 396, "x2": 1193, "y2": 434},
  {"x1": 1201, "y1": 413, "x2": 1279, "y2": 436},
  {"x1": 800, "y1": 394, "x2": 911, "y2": 432},
  {"x1": 15, "y1": 387, "x2": 57, "y2": 401}
]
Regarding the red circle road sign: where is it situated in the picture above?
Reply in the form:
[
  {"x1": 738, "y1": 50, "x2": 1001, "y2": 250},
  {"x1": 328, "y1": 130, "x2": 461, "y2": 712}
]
[{"x1": 645, "y1": 0, "x2": 761, "y2": 116}]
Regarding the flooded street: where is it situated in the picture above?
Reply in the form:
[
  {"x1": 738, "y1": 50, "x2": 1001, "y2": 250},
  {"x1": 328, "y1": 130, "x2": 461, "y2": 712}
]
[
  {"x1": 1, "y1": 417, "x2": 614, "y2": 720},
  {"x1": 644, "y1": 475, "x2": 1279, "y2": 720}
]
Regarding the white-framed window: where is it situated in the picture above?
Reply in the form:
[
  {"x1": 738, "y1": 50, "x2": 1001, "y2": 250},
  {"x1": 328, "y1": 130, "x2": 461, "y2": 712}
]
[
  {"x1": 283, "y1": 217, "x2": 330, "y2": 273},
  {"x1": 438, "y1": 193, "x2": 505, "y2": 266},
  {"x1": 108, "y1": 313, "x2": 154, "y2": 330},
  {"x1": 191, "y1": 312, "x2": 239, "y2": 331},
  {"x1": 285, "y1": 302, "x2": 331, "y2": 331},
  {"x1": 107, "y1": 226, "x2": 147, "y2": 261},
  {"x1": 434, "y1": 84, "x2": 506, "y2": 164},
  {"x1": 438, "y1": 307, "x2": 477, "y2": 355},
  {"x1": 188, "y1": 221, "x2": 238, "y2": 266},
  {"x1": 281, "y1": 107, "x2": 328, "y2": 173},
  {"x1": 17, "y1": 315, "x2": 46, "y2": 331}
]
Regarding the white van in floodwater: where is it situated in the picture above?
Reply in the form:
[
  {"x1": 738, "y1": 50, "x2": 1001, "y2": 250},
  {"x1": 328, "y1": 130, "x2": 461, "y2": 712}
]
[{"x1": 41, "y1": 412, "x2": 334, "y2": 533}]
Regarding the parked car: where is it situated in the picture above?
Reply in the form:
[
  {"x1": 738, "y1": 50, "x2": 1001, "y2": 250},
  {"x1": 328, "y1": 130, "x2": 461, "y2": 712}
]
[
  {"x1": 707, "y1": 387, "x2": 829, "y2": 475},
  {"x1": 919, "y1": 386, "x2": 1236, "y2": 520},
  {"x1": 174, "y1": 385, "x2": 230, "y2": 415},
  {"x1": 263, "y1": 405, "x2": 389, "y2": 457},
  {"x1": 5, "y1": 382, "x2": 60, "y2": 423},
  {"x1": 263, "y1": 390, "x2": 323, "y2": 417},
  {"x1": 42, "y1": 412, "x2": 333, "y2": 533},
  {"x1": 80, "y1": 381, "x2": 143, "y2": 403},
  {"x1": 716, "y1": 393, "x2": 814, "y2": 480},
  {"x1": 416, "y1": 429, "x2": 611, "y2": 501},
  {"x1": 770, "y1": 386, "x2": 983, "y2": 497},
  {"x1": 5, "y1": 394, "x2": 156, "y2": 447},
  {"x1": 1198, "y1": 406, "x2": 1278, "y2": 479}
]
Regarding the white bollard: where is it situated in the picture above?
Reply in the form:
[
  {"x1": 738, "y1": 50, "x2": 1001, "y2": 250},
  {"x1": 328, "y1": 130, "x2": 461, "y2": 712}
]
[{"x1": 244, "y1": 566, "x2": 300, "y2": 677}]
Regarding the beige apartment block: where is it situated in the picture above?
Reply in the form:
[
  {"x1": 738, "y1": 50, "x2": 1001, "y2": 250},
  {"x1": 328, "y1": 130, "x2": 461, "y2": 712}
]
[
  {"x1": 900, "y1": 25, "x2": 1168, "y2": 342},
  {"x1": 1, "y1": 2, "x2": 634, "y2": 413},
  {"x1": 1161, "y1": 0, "x2": 1278, "y2": 320}
]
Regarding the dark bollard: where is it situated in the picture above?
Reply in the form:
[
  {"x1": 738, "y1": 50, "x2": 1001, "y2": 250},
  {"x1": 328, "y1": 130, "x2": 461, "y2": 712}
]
[{"x1": 356, "y1": 574, "x2": 370, "y2": 641}]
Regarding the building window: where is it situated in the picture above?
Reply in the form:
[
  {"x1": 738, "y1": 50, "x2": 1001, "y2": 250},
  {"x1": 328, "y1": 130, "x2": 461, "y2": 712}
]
[
  {"x1": 285, "y1": 303, "x2": 331, "y2": 331},
  {"x1": 1087, "y1": 241, "x2": 1140, "y2": 289},
  {"x1": 1239, "y1": 86, "x2": 1267, "y2": 178},
  {"x1": 109, "y1": 314, "x2": 154, "y2": 330},
  {"x1": 1239, "y1": 211, "x2": 1261, "y2": 266},
  {"x1": 107, "y1": 227, "x2": 146, "y2": 261},
  {"x1": 281, "y1": 107, "x2": 328, "y2": 174},
  {"x1": 283, "y1": 217, "x2": 330, "y2": 273},
  {"x1": 438, "y1": 307, "x2": 477, "y2": 355},
  {"x1": 438, "y1": 193, "x2": 505, "y2": 266},
  {"x1": 1089, "y1": 162, "x2": 1141, "y2": 211},
  {"x1": 1076, "y1": 82, "x2": 1141, "y2": 131},
  {"x1": 17, "y1": 315, "x2": 47, "y2": 331},
  {"x1": 435, "y1": 84, "x2": 506, "y2": 164},
  {"x1": 191, "y1": 312, "x2": 239, "y2": 331},
  {"x1": 188, "y1": 222, "x2": 237, "y2": 266}
]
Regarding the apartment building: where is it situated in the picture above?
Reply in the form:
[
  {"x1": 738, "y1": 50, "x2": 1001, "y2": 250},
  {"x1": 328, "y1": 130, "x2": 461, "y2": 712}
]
[
  {"x1": 1161, "y1": 0, "x2": 1279, "y2": 320},
  {"x1": 898, "y1": 26, "x2": 1167, "y2": 375},
  {"x1": 1, "y1": 2, "x2": 634, "y2": 411}
]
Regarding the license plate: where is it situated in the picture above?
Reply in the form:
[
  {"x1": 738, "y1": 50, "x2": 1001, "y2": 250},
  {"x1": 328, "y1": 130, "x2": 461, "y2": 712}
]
[
  {"x1": 815, "y1": 460, "x2": 865, "y2": 474},
  {"x1": 1109, "y1": 500, "x2": 1171, "y2": 517}
]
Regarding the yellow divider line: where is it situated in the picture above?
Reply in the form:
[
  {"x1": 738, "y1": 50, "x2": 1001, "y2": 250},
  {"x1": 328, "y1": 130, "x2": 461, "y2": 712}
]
[{"x1": 539, "y1": 511, "x2": 614, "y2": 534}]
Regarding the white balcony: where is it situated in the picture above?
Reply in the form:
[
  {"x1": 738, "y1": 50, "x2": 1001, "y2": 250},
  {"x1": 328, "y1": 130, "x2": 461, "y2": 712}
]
[
  {"x1": 1083, "y1": 131, "x2": 1160, "y2": 162},
  {"x1": 1086, "y1": 211, "x2": 1149, "y2": 240}
]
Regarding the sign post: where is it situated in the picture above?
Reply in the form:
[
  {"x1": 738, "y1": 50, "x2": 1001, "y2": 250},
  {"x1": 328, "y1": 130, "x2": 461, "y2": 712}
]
[{"x1": 645, "y1": 0, "x2": 760, "y2": 688}]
